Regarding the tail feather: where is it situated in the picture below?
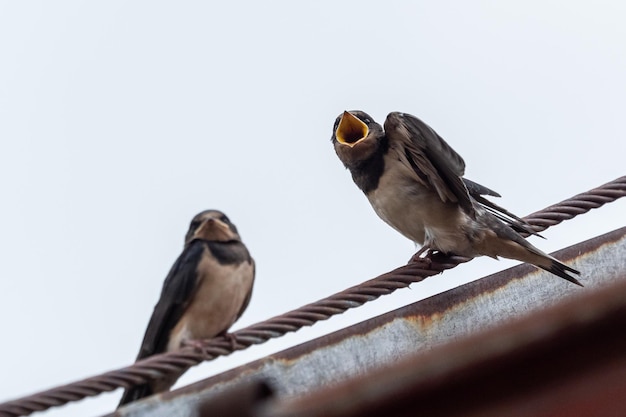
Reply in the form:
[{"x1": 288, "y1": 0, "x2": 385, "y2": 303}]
[
  {"x1": 537, "y1": 258, "x2": 583, "y2": 287},
  {"x1": 481, "y1": 212, "x2": 582, "y2": 287},
  {"x1": 118, "y1": 384, "x2": 153, "y2": 408}
]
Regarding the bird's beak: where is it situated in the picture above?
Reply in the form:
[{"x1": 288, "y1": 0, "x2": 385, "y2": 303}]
[
  {"x1": 336, "y1": 111, "x2": 369, "y2": 147},
  {"x1": 194, "y1": 218, "x2": 237, "y2": 242}
]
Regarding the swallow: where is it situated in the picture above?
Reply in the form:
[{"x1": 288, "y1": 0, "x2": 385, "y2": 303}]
[
  {"x1": 118, "y1": 210, "x2": 255, "y2": 407},
  {"x1": 331, "y1": 110, "x2": 581, "y2": 286}
]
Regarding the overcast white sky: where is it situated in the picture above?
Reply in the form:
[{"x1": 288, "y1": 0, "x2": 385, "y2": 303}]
[{"x1": 1, "y1": 2, "x2": 625, "y2": 416}]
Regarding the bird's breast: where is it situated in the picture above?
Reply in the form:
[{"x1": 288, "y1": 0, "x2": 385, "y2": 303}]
[
  {"x1": 366, "y1": 156, "x2": 472, "y2": 250},
  {"x1": 167, "y1": 255, "x2": 254, "y2": 351},
  {"x1": 365, "y1": 162, "x2": 436, "y2": 244}
]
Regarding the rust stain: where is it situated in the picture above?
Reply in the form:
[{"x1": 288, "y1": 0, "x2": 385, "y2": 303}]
[{"x1": 405, "y1": 312, "x2": 443, "y2": 330}]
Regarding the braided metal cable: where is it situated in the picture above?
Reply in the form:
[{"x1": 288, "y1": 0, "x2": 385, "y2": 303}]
[
  {"x1": 524, "y1": 177, "x2": 626, "y2": 232},
  {"x1": 1, "y1": 176, "x2": 625, "y2": 417}
]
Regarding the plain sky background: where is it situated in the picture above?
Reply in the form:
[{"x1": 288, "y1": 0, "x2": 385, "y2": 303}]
[{"x1": 1, "y1": 2, "x2": 625, "y2": 416}]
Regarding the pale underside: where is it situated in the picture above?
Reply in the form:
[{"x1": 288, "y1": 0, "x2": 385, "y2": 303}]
[{"x1": 167, "y1": 255, "x2": 254, "y2": 352}]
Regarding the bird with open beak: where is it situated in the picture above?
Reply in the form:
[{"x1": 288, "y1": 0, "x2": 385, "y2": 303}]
[
  {"x1": 118, "y1": 210, "x2": 255, "y2": 407},
  {"x1": 331, "y1": 110, "x2": 581, "y2": 286}
]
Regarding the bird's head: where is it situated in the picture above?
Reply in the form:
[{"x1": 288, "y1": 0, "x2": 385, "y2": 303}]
[
  {"x1": 331, "y1": 110, "x2": 385, "y2": 169},
  {"x1": 185, "y1": 210, "x2": 241, "y2": 246}
]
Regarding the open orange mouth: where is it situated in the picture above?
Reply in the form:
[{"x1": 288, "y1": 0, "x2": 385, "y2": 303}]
[{"x1": 336, "y1": 111, "x2": 369, "y2": 147}]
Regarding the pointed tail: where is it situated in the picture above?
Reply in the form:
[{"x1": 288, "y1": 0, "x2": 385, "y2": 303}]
[
  {"x1": 537, "y1": 258, "x2": 583, "y2": 287},
  {"x1": 118, "y1": 384, "x2": 153, "y2": 408}
]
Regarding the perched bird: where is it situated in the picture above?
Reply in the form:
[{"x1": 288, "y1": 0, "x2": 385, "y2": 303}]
[
  {"x1": 118, "y1": 210, "x2": 255, "y2": 407},
  {"x1": 331, "y1": 110, "x2": 581, "y2": 286}
]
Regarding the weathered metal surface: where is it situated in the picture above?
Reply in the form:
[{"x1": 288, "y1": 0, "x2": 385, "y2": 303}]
[
  {"x1": 266, "y1": 271, "x2": 626, "y2": 417},
  {"x1": 108, "y1": 227, "x2": 626, "y2": 417},
  {"x1": 197, "y1": 380, "x2": 273, "y2": 417}
]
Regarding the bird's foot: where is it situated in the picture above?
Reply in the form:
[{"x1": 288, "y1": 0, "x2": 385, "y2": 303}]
[
  {"x1": 222, "y1": 332, "x2": 239, "y2": 351},
  {"x1": 181, "y1": 338, "x2": 207, "y2": 354},
  {"x1": 409, "y1": 253, "x2": 433, "y2": 266},
  {"x1": 408, "y1": 245, "x2": 434, "y2": 265}
]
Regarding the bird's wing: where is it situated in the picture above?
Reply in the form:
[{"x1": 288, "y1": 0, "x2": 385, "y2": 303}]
[
  {"x1": 135, "y1": 241, "x2": 205, "y2": 360},
  {"x1": 462, "y1": 177, "x2": 500, "y2": 198},
  {"x1": 463, "y1": 177, "x2": 543, "y2": 238},
  {"x1": 384, "y1": 112, "x2": 475, "y2": 216}
]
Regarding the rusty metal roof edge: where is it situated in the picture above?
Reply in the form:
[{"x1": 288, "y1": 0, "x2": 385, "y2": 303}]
[
  {"x1": 265, "y1": 271, "x2": 626, "y2": 417},
  {"x1": 106, "y1": 226, "x2": 626, "y2": 416}
]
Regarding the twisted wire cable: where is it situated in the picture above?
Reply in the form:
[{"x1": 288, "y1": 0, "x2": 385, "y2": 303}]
[{"x1": 1, "y1": 176, "x2": 625, "y2": 417}]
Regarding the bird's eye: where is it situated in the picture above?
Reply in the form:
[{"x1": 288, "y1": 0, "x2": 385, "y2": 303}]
[
  {"x1": 190, "y1": 220, "x2": 201, "y2": 230},
  {"x1": 364, "y1": 119, "x2": 370, "y2": 123},
  {"x1": 220, "y1": 215, "x2": 231, "y2": 224}
]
